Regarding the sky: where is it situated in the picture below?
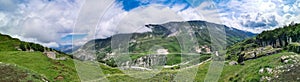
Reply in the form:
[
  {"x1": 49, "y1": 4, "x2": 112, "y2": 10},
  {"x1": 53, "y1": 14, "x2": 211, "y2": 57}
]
[{"x1": 0, "y1": 0, "x2": 300, "y2": 48}]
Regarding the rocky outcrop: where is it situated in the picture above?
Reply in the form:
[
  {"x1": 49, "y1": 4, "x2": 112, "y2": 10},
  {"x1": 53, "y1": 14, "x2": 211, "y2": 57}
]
[
  {"x1": 229, "y1": 61, "x2": 238, "y2": 65},
  {"x1": 280, "y1": 55, "x2": 299, "y2": 64},
  {"x1": 44, "y1": 51, "x2": 56, "y2": 59},
  {"x1": 263, "y1": 54, "x2": 300, "y2": 81},
  {"x1": 239, "y1": 46, "x2": 282, "y2": 62},
  {"x1": 43, "y1": 51, "x2": 67, "y2": 60},
  {"x1": 120, "y1": 54, "x2": 167, "y2": 70}
]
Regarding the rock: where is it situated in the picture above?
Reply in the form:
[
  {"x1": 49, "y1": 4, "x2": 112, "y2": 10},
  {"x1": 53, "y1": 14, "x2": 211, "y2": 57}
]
[
  {"x1": 293, "y1": 60, "x2": 297, "y2": 63},
  {"x1": 260, "y1": 76, "x2": 272, "y2": 81},
  {"x1": 55, "y1": 75, "x2": 64, "y2": 81},
  {"x1": 156, "y1": 49, "x2": 169, "y2": 55},
  {"x1": 259, "y1": 68, "x2": 264, "y2": 73},
  {"x1": 229, "y1": 61, "x2": 238, "y2": 65},
  {"x1": 120, "y1": 54, "x2": 167, "y2": 70},
  {"x1": 265, "y1": 76, "x2": 271, "y2": 81},
  {"x1": 250, "y1": 53, "x2": 256, "y2": 58},
  {"x1": 55, "y1": 57, "x2": 67, "y2": 60},
  {"x1": 284, "y1": 60, "x2": 289, "y2": 63},
  {"x1": 44, "y1": 51, "x2": 56, "y2": 59},
  {"x1": 42, "y1": 77, "x2": 49, "y2": 82},
  {"x1": 266, "y1": 68, "x2": 273, "y2": 74}
]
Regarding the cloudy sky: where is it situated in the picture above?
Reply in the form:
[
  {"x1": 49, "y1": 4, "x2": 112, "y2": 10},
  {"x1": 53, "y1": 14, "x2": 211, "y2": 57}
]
[{"x1": 0, "y1": 0, "x2": 300, "y2": 48}]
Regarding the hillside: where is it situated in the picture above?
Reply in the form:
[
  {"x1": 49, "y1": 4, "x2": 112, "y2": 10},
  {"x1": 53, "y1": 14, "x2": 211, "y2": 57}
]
[
  {"x1": 1, "y1": 23, "x2": 299, "y2": 81},
  {"x1": 74, "y1": 20, "x2": 255, "y2": 68},
  {"x1": 0, "y1": 33, "x2": 79, "y2": 81},
  {"x1": 71, "y1": 21, "x2": 300, "y2": 81},
  {"x1": 226, "y1": 23, "x2": 300, "y2": 62},
  {"x1": 92, "y1": 23, "x2": 300, "y2": 81},
  {"x1": 226, "y1": 23, "x2": 300, "y2": 81},
  {"x1": 91, "y1": 52, "x2": 298, "y2": 82}
]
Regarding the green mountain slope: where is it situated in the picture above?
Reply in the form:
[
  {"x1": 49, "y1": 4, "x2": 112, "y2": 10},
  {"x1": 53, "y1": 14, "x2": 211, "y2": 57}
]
[
  {"x1": 74, "y1": 20, "x2": 255, "y2": 67},
  {"x1": 72, "y1": 22, "x2": 300, "y2": 81},
  {"x1": 0, "y1": 62, "x2": 43, "y2": 81},
  {"x1": 226, "y1": 23, "x2": 300, "y2": 62},
  {"x1": 0, "y1": 33, "x2": 79, "y2": 81},
  {"x1": 1, "y1": 23, "x2": 299, "y2": 81},
  {"x1": 94, "y1": 23, "x2": 300, "y2": 81},
  {"x1": 98, "y1": 52, "x2": 298, "y2": 82},
  {"x1": 225, "y1": 23, "x2": 300, "y2": 81}
]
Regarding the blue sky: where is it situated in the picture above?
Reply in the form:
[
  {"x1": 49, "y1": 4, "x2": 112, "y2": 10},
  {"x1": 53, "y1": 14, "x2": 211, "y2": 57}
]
[
  {"x1": 0, "y1": 0, "x2": 300, "y2": 48},
  {"x1": 116, "y1": 0, "x2": 192, "y2": 11},
  {"x1": 114, "y1": 0, "x2": 300, "y2": 31}
]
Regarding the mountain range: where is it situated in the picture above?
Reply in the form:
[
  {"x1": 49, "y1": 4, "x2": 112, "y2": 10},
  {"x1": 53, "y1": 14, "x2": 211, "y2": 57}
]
[
  {"x1": 1, "y1": 20, "x2": 300, "y2": 81},
  {"x1": 73, "y1": 20, "x2": 255, "y2": 67}
]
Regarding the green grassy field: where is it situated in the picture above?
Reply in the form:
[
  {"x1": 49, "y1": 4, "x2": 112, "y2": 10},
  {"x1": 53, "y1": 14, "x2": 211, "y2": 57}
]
[
  {"x1": 0, "y1": 50, "x2": 296, "y2": 81},
  {"x1": 0, "y1": 51, "x2": 80, "y2": 82},
  {"x1": 219, "y1": 52, "x2": 295, "y2": 82},
  {"x1": 0, "y1": 62, "x2": 44, "y2": 82},
  {"x1": 95, "y1": 52, "x2": 296, "y2": 82}
]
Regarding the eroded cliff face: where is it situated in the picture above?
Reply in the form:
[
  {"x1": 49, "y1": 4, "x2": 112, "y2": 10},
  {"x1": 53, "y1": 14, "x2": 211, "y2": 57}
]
[{"x1": 119, "y1": 54, "x2": 167, "y2": 70}]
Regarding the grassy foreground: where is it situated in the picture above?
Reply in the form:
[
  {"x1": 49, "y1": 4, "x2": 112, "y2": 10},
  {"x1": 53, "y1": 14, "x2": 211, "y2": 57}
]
[
  {"x1": 97, "y1": 52, "x2": 296, "y2": 82},
  {"x1": 0, "y1": 51, "x2": 80, "y2": 82},
  {"x1": 0, "y1": 50, "x2": 296, "y2": 81}
]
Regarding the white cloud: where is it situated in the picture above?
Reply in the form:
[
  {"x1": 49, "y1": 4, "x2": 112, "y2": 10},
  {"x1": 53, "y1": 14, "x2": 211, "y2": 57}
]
[
  {"x1": 0, "y1": 0, "x2": 82, "y2": 47},
  {"x1": 1, "y1": 0, "x2": 300, "y2": 48},
  {"x1": 0, "y1": 13, "x2": 8, "y2": 27},
  {"x1": 71, "y1": 0, "x2": 123, "y2": 46},
  {"x1": 21, "y1": 17, "x2": 59, "y2": 43},
  {"x1": 11, "y1": 35, "x2": 59, "y2": 48},
  {"x1": 206, "y1": 0, "x2": 300, "y2": 33},
  {"x1": 115, "y1": 4, "x2": 182, "y2": 33}
]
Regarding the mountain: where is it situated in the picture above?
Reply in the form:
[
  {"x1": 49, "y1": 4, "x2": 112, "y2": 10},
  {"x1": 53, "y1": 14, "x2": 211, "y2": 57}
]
[
  {"x1": 226, "y1": 23, "x2": 300, "y2": 62},
  {"x1": 226, "y1": 23, "x2": 300, "y2": 81},
  {"x1": 74, "y1": 20, "x2": 256, "y2": 67},
  {"x1": 0, "y1": 33, "x2": 79, "y2": 81},
  {"x1": 2, "y1": 21, "x2": 299, "y2": 81},
  {"x1": 80, "y1": 23, "x2": 300, "y2": 82},
  {"x1": 71, "y1": 21, "x2": 300, "y2": 82},
  {"x1": 54, "y1": 44, "x2": 80, "y2": 54}
]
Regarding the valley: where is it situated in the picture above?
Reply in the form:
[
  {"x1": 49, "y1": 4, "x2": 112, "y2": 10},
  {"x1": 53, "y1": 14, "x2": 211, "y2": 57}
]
[{"x1": 1, "y1": 21, "x2": 300, "y2": 82}]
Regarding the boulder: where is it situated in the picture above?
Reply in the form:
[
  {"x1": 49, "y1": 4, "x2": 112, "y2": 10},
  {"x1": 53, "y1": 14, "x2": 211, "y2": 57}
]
[
  {"x1": 266, "y1": 68, "x2": 273, "y2": 74},
  {"x1": 229, "y1": 61, "x2": 238, "y2": 65},
  {"x1": 259, "y1": 68, "x2": 264, "y2": 73},
  {"x1": 281, "y1": 56, "x2": 289, "y2": 63}
]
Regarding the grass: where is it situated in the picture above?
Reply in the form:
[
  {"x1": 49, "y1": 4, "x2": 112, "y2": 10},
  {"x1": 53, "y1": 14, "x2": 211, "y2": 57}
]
[
  {"x1": 97, "y1": 52, "x2": 296, "y2": 82},
  {"x1": 219, "y1": 52, "x2": 294, "y2": 82},
  {"x1": 0, "y1": 39, "x2": 20, "y2": 51},
  {"x1": 0, "y1": 63, "x2": 43, "y2": 82},
  {"x1": 0, "y1": 49, "x2": 294, "y2": 82},
  {"x1": 1, "y1": 34, "x2": 296, "y2": 81},
  {"x1": 0, "y1": 50, "x2": 294, "y2": 82},
  {"x1": 0, "y1": 51, "x2": 80, "y2": 82}
]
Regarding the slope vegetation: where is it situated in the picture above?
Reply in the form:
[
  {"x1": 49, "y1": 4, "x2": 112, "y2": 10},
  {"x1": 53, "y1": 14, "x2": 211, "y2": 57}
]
[{"x1": 0, "y1": 33, "x2": 79, "y2": 81}]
